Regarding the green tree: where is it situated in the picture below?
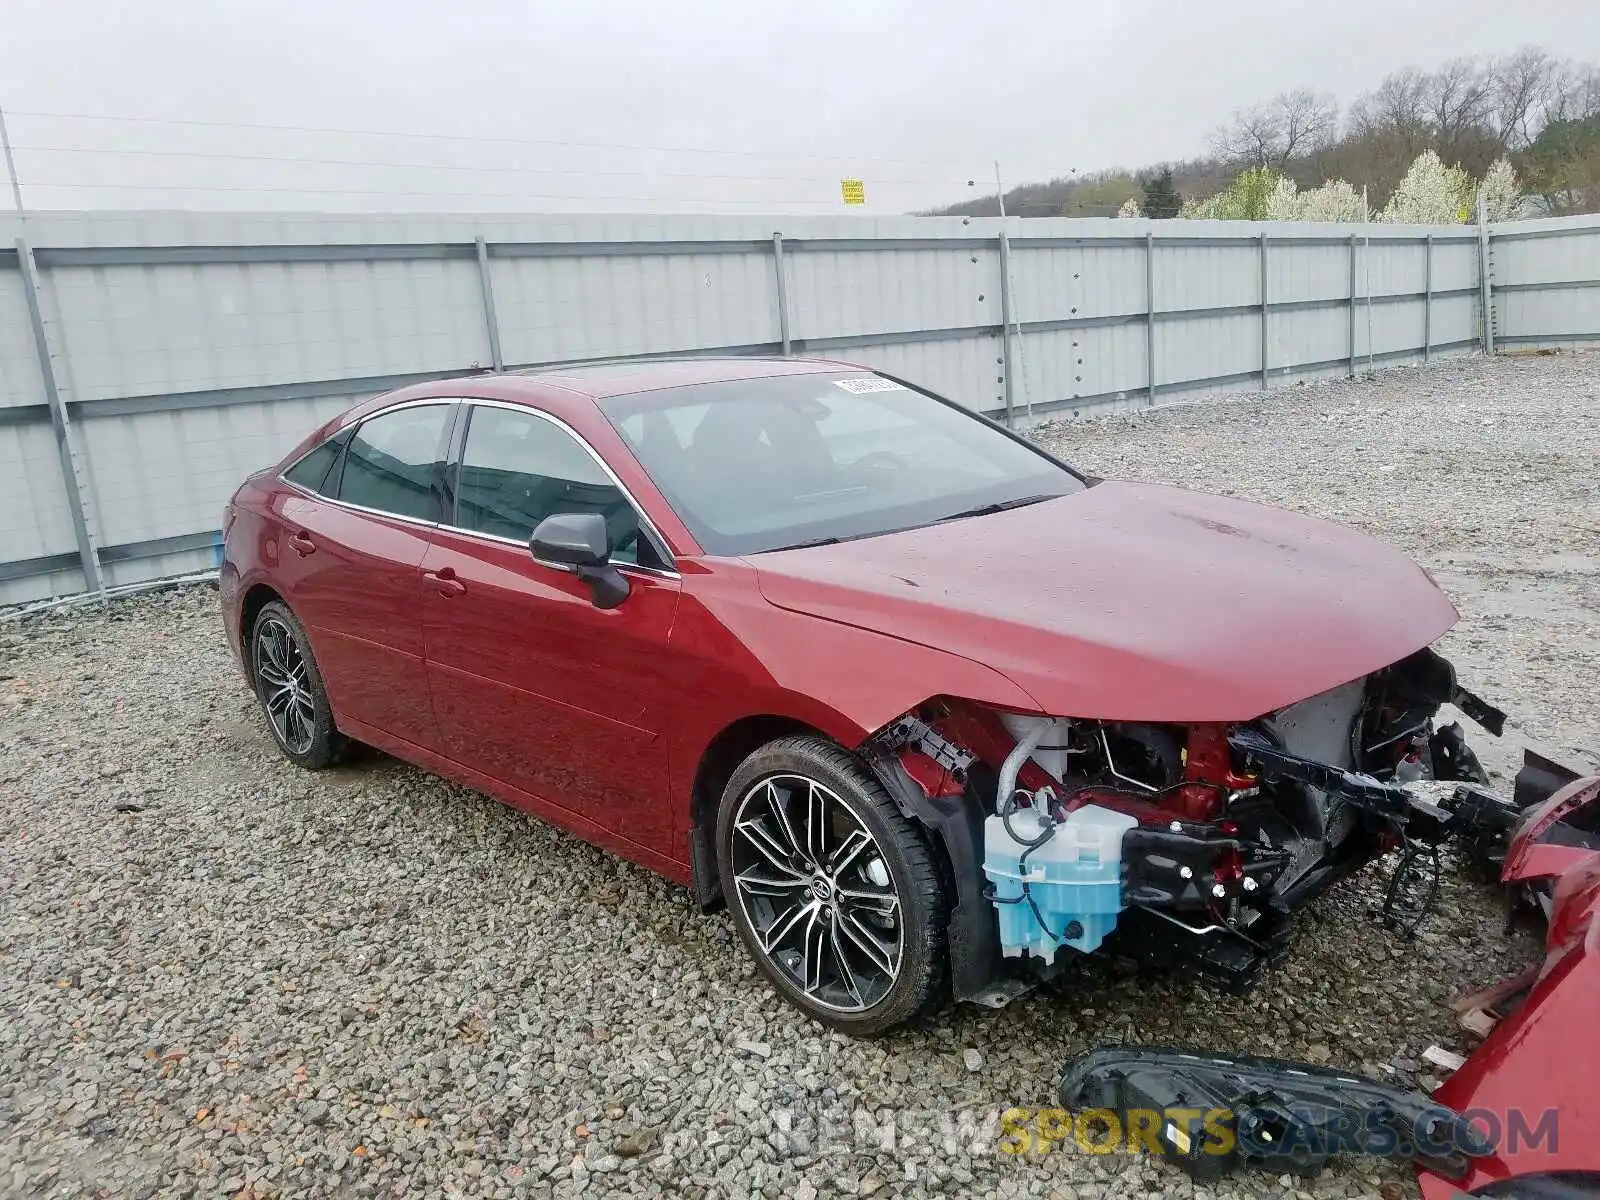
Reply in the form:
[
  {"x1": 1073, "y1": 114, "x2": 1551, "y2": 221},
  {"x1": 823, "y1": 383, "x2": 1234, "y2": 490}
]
[
  {"x1": 1140, "y1": 168, "x2": 1182, "y2": 218},
  {"x1": 1518, "y1": 115, "x2": 1600, "y2": 214},
  {"x1": 1181, "y1": 168, "x2": 1280, "y2": 219},
  {"x1": 1060, "y1": 170, "x2": 1141, "y2": 217}
]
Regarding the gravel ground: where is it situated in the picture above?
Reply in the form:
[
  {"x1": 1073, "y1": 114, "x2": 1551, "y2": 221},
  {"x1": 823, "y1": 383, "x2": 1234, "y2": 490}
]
[{"x1": 2, "y1": 351, "x2": 1597, "y2": 1200}]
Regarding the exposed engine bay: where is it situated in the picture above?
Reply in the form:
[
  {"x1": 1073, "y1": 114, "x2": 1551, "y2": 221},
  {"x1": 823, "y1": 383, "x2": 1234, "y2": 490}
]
[{"x1": 863, "y1": 646, "x2": 1510, "y2": 1002}]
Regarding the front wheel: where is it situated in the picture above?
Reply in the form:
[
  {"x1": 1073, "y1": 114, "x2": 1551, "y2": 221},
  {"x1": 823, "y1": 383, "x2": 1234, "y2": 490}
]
[{"x1": 715, "y1": 735, "x2": 948, "y2": 1036}]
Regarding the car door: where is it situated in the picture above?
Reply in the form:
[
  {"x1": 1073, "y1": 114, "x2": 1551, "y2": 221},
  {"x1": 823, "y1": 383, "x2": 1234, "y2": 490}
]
[
  {"x1": 419, "y1": 400, "x2": 683, "y2": 853},
  {"x1": 272, "y1": 400, "x2": 455, "y2": 751}
]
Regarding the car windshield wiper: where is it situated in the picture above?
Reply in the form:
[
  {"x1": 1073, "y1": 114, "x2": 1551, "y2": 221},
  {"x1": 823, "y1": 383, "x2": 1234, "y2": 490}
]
[
  {"x1": 936, "y1": 493, "x2": 1062, "y2": 523},
  {"x1": 765, "y1": 493, "x2": 1065, "y2": 552},
  {"x1": 767, "y1": 535, "x2": 844, "y2": 552}
]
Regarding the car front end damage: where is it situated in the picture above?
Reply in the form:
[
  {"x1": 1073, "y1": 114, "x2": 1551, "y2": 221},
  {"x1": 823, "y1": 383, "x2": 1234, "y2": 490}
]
[{"x1": 862, "y1": 645, "x2": 1511, "y2": 1003}]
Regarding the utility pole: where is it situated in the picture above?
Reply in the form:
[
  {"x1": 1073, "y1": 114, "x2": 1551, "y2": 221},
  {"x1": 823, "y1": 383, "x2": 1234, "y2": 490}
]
[
  {"x1": 0, "y1": 105, "x2": 25, "y2": 216},
  {"x1": 991, "y1": 160, "x2": 1031, "y2": 421},
  {"x1": 1363, "y1": 185, "x2": 1374, "y2": 377}
]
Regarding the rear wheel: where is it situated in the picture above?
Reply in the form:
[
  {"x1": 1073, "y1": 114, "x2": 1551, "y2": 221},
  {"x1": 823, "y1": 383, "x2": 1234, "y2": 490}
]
[
  {"x1": 250, "y1": 600, "x2": 344, "y2": 769},
  {"x1": 715, "y1": 734, "x2": 948, "y2": 1036}
]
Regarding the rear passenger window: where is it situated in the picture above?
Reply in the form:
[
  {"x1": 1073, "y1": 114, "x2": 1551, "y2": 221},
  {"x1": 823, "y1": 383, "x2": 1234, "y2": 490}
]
[
  {"x1": 283, "y1": 438, "x2": 342, "y2": 494},
  {"x1": 338, "y1": 404, "x2": 451, "y2": 522}
]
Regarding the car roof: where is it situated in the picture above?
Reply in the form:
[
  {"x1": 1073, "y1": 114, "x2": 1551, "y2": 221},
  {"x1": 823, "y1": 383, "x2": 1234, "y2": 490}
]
[
  {"x1": 509, "y1": 355, "x2": 859, "y2": 398},
  {"x1": 325, "y1": 355, "x2": 876, "y2": 440}
]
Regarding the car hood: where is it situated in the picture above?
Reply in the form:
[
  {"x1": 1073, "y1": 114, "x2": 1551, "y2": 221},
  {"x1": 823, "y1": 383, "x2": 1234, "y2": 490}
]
[{"x1": 751, "y1": 480, "x2": 1458, "y2": 723}]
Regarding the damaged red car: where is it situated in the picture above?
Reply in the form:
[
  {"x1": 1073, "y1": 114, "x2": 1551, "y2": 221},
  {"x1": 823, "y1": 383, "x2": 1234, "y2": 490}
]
[{"x1": 220, "y1": 357, "x2": 1505, "y2": 1034}]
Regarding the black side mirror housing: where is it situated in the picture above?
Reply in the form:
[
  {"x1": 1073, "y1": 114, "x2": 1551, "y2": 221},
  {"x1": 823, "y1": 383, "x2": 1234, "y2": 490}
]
[
  {"x1": 531, "y1": 511, "x2": 609, "y2": 568},
  {"x1": 529, "y1": 512, "x2": 630, "y2": 609}
]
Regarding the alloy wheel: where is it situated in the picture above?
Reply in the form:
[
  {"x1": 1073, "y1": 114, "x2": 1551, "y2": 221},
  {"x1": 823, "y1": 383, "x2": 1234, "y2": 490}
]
[
  {"x1": 729, "y1": 773, "x2": 904, "y2": 1012},
  {"x1": 254, "y1": 616, "x2": 317, "y2": 756}
]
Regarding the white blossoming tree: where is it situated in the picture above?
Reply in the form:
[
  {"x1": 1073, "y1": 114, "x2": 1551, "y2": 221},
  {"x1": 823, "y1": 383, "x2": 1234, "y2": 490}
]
[
  {"x1": 1177, "y1": 152, "x2": 1515, "y2": 225},
  {"x1": 1265, "y1": 176, "x2": 1304, "y2": 220},
  {"x1": 1476, "y1": 157, "x2": 1525, "y2": 221},
  {"x1": 1298, "y1": 179, "x2": 1369, "y2": 222},
  {"x1": 1381, "y1": 150, "x2": 1475, "y2": 223},
  {"x1": 1116, "y1": 196, "x2": 1143, "y2": 218}
]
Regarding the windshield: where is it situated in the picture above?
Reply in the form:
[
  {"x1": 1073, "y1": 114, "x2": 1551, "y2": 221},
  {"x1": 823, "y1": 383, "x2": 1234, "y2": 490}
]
[{"x1": 599, "y1": 372, "x2": 1084, "y2": 555}]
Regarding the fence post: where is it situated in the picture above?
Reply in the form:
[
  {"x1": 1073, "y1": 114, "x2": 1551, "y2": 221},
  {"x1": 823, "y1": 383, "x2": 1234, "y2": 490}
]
[
  {"x1": 1423, "y1": 233, "x2": 1434, "y2": 365},
  {"x1": 16, "y1": 236, "x2": 103, "y2": 596},
  {"x1": 771, "y1": 233, "x2": 792, "y2": 356},
  {"x1": 1145, "y1": 231, "x2": 1156, "y2": 404},
  {"x1": 1476, "y1": 194, "x2": 1495, "y2": 356},
  {"x1": 1348, "y1": 234, "x2": 1359, "y2": 378},
  {"x1": 473, "y1": 236, "x2": 504, "y2": 371},
  {"x1": 1259, "y1": 231, "x2": 1270, "y2": 390},
  {"x1": 997, "y1": 230, "x2": 1016, "y2": 428}
]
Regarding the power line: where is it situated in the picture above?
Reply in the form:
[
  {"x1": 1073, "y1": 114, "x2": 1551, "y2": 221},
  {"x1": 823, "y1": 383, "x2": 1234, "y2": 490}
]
[
  {"x1": 5, "y1": 108, "x2": 983, "y2": 169},
  {"x1": 25, "y1": 179, "x2": 856, "y2": 206},
  {"x1": 10, "y1": 143, "x2": 974, "y2": 189}
]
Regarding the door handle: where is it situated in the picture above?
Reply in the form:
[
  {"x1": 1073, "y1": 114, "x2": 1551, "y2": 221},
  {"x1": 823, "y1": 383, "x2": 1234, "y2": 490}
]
[
  {"x1": 287, "y1": 532, "x2": 316, "y2": 557},
  {"x1": 423, "y1": 567, "x2": 466, "y2": 598}
]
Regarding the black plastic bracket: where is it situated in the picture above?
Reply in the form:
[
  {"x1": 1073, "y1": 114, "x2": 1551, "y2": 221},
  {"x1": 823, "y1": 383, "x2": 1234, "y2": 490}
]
[
  {"x1": 1229, "y1": 727, "x2": 1414, "y2": 820},
  {"x1": 686, "y1": 823, "x2": 722, "y2": 912},
  {"x1": 1059, "y1": 1045, "x2": 1494, "y2": 1182},
  {"x1": 1452, "y1": 685, "x2": 1506, "y2": 738},
  {"x1": 861, "y1": 748, "x2": 1002, "y2": 1004}
]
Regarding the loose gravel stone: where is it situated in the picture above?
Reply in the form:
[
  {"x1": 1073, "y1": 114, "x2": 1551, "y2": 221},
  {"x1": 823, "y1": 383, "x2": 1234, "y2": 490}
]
[{"x1": 1, "y1": 351, "x2": 1595, "y2": 1200}]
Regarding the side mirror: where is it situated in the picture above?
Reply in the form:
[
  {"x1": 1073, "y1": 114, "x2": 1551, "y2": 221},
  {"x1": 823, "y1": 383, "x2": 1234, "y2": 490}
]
[
  {"x1": 531, "y1": 511, "x2": 609, "y2": 568},
  {"x1": 529, "y1": 512, "x2": 630, "y2": 610}
]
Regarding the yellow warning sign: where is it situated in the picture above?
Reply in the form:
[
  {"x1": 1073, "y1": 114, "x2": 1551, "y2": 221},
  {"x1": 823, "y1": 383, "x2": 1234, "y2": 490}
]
[{"x1": 840, "y1": 179, "x2": 865, "y2": 206}]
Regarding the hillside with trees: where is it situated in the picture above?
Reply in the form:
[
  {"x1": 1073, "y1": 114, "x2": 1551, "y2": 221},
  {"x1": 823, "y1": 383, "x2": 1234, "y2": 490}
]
[{"x1": 936, "y1": 48, "x2": 1600, "y2": 219}]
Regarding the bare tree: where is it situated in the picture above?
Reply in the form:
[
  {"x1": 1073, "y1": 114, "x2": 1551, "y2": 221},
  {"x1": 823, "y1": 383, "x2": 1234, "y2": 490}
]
[
  {"x1": 1349, "y1": 69, "x2": 1431, "y2": 145},
  {"x1": 1490, "y1": 47, "x2": 1558, "y2": 149},
  {"x1": 1211, "y1": 90, "x2": 1338, "y2": 170},
  {"x1": 1423, "y1": 57, "x2": 1494, "y2": 151},
  {"x1": 1210, "y1": 102, "x2": 1284, "y2": 169},
  {"x1": 1278, "y1": 89, "x2": 1340, "y2": 161},
  {"x1": 1545, "y1": 62, "x2": 1600, "y2": 124},
  {"x1": 1337, "y1": 69, "x2": 1440, "y2": 206}
]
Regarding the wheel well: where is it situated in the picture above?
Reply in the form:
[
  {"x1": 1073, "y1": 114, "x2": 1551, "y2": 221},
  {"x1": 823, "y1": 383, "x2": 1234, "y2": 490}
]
[
  {"x1": 238, "y1": 584, "x2": 283, "y2": 679},
  {"x1": 688, "y1": 715, "x2": 822, "y2": 908}
]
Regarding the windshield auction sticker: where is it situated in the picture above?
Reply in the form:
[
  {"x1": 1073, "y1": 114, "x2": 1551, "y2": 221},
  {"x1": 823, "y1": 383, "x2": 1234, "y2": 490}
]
[{"x1": 832, "y1": 377, "x2": 909, "y2": 393}]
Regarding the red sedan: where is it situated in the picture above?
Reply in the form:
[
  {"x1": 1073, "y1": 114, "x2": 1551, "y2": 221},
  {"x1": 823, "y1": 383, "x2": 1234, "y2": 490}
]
[{"x1": 221, "y1": 357, "x2": 1502, "y2": 1034}]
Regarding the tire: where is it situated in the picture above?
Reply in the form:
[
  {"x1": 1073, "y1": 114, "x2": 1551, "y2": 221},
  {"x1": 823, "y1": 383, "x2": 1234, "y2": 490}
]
[
  {"x1": 249, "y1": 600, "x2": 345, "y2": 769},
  {"x1": 715, "y1": 734, "x2": 948, "y2": 1036}
]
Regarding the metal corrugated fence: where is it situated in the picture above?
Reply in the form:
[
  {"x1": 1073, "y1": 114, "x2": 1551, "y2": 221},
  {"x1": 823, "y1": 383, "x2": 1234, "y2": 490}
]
[{"x1": 3, "y1": 209, "x2": 1597, "y2": 606}]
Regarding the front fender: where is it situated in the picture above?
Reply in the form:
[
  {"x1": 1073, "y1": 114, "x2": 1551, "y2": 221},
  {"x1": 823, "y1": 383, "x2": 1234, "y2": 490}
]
[{"x1": 668, "y1": 565, "x2": 1041, "y2": 769}]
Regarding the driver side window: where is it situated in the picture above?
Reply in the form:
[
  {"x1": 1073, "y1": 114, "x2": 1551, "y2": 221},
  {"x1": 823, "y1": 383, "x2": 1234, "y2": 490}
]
[{"x1": 453, "y1": 405, "x2": 659, "y2": 568}]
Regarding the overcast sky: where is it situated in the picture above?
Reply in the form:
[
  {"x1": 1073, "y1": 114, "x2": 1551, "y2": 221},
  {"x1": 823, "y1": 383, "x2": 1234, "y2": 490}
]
[{"x1": 2, "y1": 0, "x2": 1597, "y2": 214}]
